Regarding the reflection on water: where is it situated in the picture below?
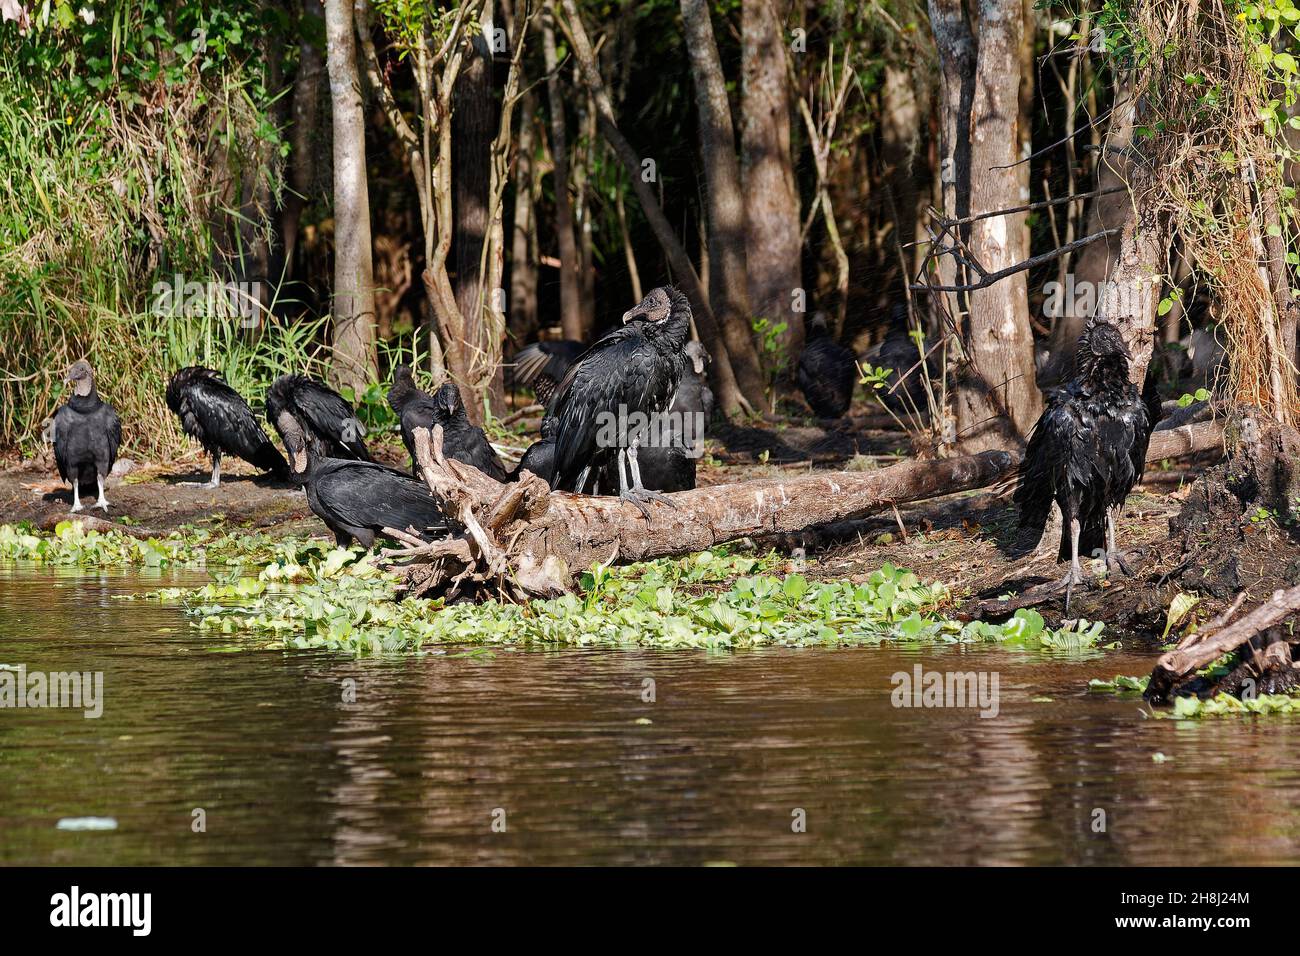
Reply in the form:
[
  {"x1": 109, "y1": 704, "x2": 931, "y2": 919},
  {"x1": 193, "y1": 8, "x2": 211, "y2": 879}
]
[{"x1": 1, "y1": 567, "x2": 1298, "y2": 865}]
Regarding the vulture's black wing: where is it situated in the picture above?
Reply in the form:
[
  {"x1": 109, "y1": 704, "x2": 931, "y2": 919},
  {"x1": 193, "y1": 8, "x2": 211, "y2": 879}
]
[
  {"x1": 548, "y1": 326, "x2": 669, "y2": 490},
  {"x1": 1015, "y1": 391, "x2": 1083, "y2": 537},
  {"x1": 291, "y1": 377, "x2": 373, "y2": 461},
  {"x1": 312, "y1": 460, "x2": 449, "y2": 539},
  {"x1": 170, "y1": 369, "x2": 286, "y2": 475}
]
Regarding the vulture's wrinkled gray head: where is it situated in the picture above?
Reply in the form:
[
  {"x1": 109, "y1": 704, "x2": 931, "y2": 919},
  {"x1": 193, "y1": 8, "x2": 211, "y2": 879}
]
[
  {"x1": 622, "y1": 286, "x2": 676, "y2": 325},
  {"x1": 685, "y1": 340, "x2": 711, "y2": 376},
  {"x1": 1081, "y1": 319, "x2": 1129, "y2": 360},
  {"x1": 65, "y1": 360, "x2": 95, "y2": 396},
  {"x1": 432, "y1": 382, "x2": 463, "y2": 421},
  {"x1": 275, "y1": 410, "x2": 310, "y2": 475}
]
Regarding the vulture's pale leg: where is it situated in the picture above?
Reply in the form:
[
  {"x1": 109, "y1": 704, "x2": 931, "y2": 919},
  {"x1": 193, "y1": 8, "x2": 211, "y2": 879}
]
[
  {"x1": 624, "y1": 440, "x2": 678, "y2": 511},
  {"x1": 94, "y1": 473, "x2": 109, "y2": 512},
  {"x1": 205, "y1": 451, "x2": 222, "y2": 490},
  {"x1": 70, "y1": 481, "x2": 83, "y2": 513},
  {"x1": 1104, "y1": 506, "x2": 1132, "y2": 576},
  {"x1": 615, "y1": 448, "x2": 652, "y2": 521},
  {"x1": 1062, "y1": 514, "x2": 1085, "y2": 614}
]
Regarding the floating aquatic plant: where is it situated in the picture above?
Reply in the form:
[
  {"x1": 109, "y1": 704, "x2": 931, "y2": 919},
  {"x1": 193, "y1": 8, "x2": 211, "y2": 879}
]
[
  {"x1": 142, "y1": 549, "x2": 1107, "y2": 655},
  {"x1": 0, "y1": 521, "x2": 334, "y2": 570}
]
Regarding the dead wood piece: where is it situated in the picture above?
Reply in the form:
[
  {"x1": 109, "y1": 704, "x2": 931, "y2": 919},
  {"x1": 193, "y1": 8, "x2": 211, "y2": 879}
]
[{"x1": 1146, "y1": 584, "x2": 1300, "y2": 703}]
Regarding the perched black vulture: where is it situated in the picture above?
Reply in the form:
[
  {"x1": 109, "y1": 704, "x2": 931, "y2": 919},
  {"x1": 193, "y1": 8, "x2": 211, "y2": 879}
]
[
  {"x1": 797, "y1": 313, "x2": 856, "y2": 418},
  {"x1": 511, "y1": 339, "x2": 586, "y2": 406},
  {"x1": 1016, "y1": 319, "x2": 1158, "y2": 605},
  {"x1": 863, "y1": 323, "x2": 934, "y2": 420},
  {"x1": 547, "y1": 286, "x2": 692, "y2": 513},
  {"x1": 52, "y1": 360, "x2": 122, "y2": 513},
  {"x1": 512, "y1": 416, "x2": 559, "y2": 485},
  {"x1": 628, "y1": 340, "x2": 714, "y2": 493},
  {"x1": 266, "y1": 374, "x2": 373, "y2": 462},
  {"x1": 387, "y1": 367, "x2": 508, "y2": 480},
  {"x1": 272, "y1": 408, "x2": 450, "y2": 548},
  {"x1": 166, "y1": 367, "x2": 288, "y2": 486}
]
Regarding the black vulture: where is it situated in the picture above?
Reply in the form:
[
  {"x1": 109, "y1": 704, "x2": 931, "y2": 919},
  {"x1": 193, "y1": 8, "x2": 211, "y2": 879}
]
[
  {"x1": 546, "y1": 286, "x2": 692, "y2": 514},
  {"x1": 863, "y1": 324, "x2": 934, "y2": 420},
  {"x1": 52, "y1": 360, "x2": 122, "y2": 513},
  {"x1": 387, "y1": 367, "x2": 508, "y2": 480},
  {"x1": 166, "y1": 366, "x2": 289, "y2": 487},
  {"x1": 511, "y1": 339, "x2": 586, "y2": 406},
  {"x1": 797, "y1": 313, "x2": 856, "y2": 418},
  {"x1": 1015, "y1": 319, "x2": 1159, "y2": 607},
  {"x1": 265, "y1": 374, "x2": 373, "y2": 462},
  {"x1": 627, "y1": 340, "x2": 714, "y2": 493},
  {"x1": 512, "y1": 416, "x2": 559, "y2": 485},
  {"x1": 272, "y1": 408, "x2": 450, "y2": 548}
]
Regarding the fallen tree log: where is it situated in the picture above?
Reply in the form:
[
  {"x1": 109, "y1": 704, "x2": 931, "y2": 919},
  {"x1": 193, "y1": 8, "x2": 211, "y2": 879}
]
[
  {"x1": 1146, "y1": 419, "x2": 1225, "y2": 460},
  {"x1": 386, "y1": 408, "x2": 1231, "y2": 602},
  {"x1": 385, "y1": 427, "x2": 1016, "y2": 600}
]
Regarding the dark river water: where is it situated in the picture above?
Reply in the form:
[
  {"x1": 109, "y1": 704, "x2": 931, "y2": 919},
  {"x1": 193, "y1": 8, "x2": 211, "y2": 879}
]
[{"x1": 1, "y1": 566, "x2": 1298, "y2": 866}]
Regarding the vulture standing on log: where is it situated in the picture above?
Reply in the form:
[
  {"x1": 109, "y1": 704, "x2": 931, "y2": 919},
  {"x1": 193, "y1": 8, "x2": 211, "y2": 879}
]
[
  {"x1": 797, "y1": 313, "x2": 857, "y2": 418},
  {"x1": 52, "y1": 360, "x2": 122, "y2": 513},
  {"x1": 272, "y1": 408, "x2": 449, "y2": 548},
  {"x1": 511, "y1": 339, "x2": 586, "y2": 406},
  {"x1": 1015, "y1": 319, "x2": 1160, "y2": 607},
  {"x1": 166, "y1": 367, "x2": 289, "y2": 487},
  {"x1": 513, "y1": 416, "x2": 558, "y2": 485},
  {"x1": 628, "y1": 340, "x2": 714, "y2": 493},
  {"x1": 265, "y1": 374, "x2": 373, "y2": 462},
  {"x1": 547, "y1": 286, "x2": 692, "y2": 514},
  {"x1": 387, "y1": 367, "x2": 508, "y2": 481}
]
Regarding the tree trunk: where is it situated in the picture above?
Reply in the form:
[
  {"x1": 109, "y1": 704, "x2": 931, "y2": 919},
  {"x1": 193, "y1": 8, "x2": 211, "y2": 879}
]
[
  {"x1": 680, "y1": 0, "x2": 769, "y2": 410},
  {"x1": 557, "y1": 0, "x2": 756, "y2": 419},
  {"x1": 508, "y1": 91, "x2": 539, "y2": 347},
  {"x1": 741, "y1": 0, "x2": 802, "y2": 360},
  {"x1": 323, "y1": 0, "x2": 376, "y2": 394},
  {"x1": 927, "y1": 0, "x2": 976, "y2": 331},
  {"x1": 452, "y1": 6, "x2": 494, "y2": 354},
  {"x1": 282, "y1": 0, "x2": 324, "y2": 281},
  {"x1": 955, "y1": 0, "x2": 1041, "y2": 452},
  {"x1": 1041, "y1": 91, "x2": 1137, "y2": 385},
  {"x1": 542, "y1": 6, "x2": 584, "y2": 342}
]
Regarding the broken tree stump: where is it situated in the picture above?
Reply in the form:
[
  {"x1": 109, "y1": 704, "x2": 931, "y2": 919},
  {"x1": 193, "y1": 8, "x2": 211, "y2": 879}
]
[{"x1": 1145, "y1": 585, "x2": 1300, "y2": 704}]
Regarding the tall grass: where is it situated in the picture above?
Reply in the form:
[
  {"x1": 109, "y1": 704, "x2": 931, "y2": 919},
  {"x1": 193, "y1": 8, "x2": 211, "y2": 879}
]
[{"x1": 0, "y1": 57, "x2": 326, "y2": 460}]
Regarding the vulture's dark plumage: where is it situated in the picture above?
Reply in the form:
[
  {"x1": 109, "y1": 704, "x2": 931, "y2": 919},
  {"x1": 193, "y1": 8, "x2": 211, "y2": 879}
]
[
  {"x1": 511, "y1": 339, "x2": 586, "y2": 406},
  {"x1": 387, "y1": 366, "x2": 508, "y2": 480},
  {"x1": 546, "y1": 286, "x2": 692, "y2": 512},
  {"x1": 628, "y1": 340, "x2": 713, "y2": 493},
  {"x1": 512, "y1": 416, "x2": 559, "y2": 485},
  {"x1": 272, "y1": 408, "x2": 450, "y2": 548},
  {"x1": 1016, "y1": 319, "x2": 1159, "y2": 602},
  {"x1": 52, "y1": 360, "x2": 122, "y2": 513},
  {"x1": 266, "y1": 374, "x2": 373, "y2": 462},
  {"x1": 865, "y1": 325, "x2": 934, "y2": 420},
  {"x1": 797, "y1": 314, "x2": 856, "y2": 418},
  {"x1": 166, "y1": 366, "x2": 288, "y2": 486}
]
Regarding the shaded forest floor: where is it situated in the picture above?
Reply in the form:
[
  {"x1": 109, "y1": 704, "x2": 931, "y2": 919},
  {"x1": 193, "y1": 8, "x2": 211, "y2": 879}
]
[{"x1": 1, "y1": 405, "x2": 1289, "y2": 643}]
